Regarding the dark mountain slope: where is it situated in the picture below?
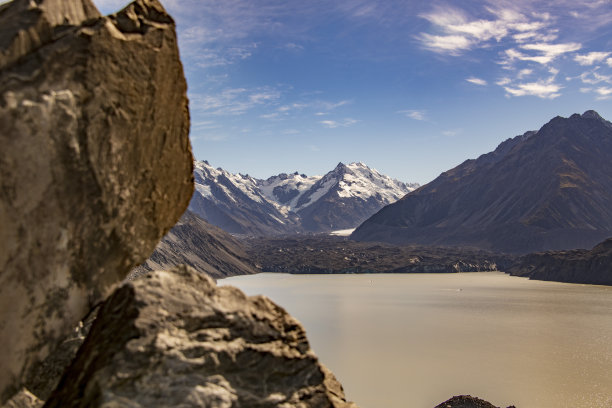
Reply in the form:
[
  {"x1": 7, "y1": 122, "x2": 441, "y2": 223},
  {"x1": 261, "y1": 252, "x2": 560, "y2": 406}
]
[
  {"x1": 508, "y1": 237, "x2": 612, "y2": 285},
  {"x1": 130, "y1": 210, "x2": 258, "y2": 279},
  {"x1": 352, "y1": 111, "x2": 612, "y2": 253}
]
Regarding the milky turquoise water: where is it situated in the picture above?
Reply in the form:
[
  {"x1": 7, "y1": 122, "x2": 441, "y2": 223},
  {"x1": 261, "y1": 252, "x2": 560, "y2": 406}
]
[{"x1": 221, "y1": 272, "x2": 612, "y2": 408}]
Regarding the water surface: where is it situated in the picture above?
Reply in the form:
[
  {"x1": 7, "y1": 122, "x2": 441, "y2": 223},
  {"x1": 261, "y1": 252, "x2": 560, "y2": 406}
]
[{"x1": 221, "y1": 272, "x2": 612, "y2": 408}]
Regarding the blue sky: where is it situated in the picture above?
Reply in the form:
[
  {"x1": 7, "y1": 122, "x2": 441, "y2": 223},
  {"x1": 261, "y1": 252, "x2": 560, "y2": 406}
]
[{"x1": 94, "y1": 0, "x2": 612, "y2": 184}]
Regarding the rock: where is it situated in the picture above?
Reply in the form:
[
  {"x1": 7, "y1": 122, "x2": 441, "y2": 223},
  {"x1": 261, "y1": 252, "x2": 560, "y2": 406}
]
[
  {"x1": 1, "y1": 389, "x2": 43, "y2": 408},
  {"x1": 130, "y1": 210, "x2": 259, "y2": 280},
  {"x1": 0, "y1": 0, "x2": 193, "y2": 401},
  {"x1": 508, "y1": 237, "x2": 612, "y2": 285},
  {"x1": 45, "y1": 265, "x2": 357, "y2": 408},
  {"x1": 22, "y1": 307, "x2": 100, "y2": 401},
  {"x1": 434, "y1": 395, "x2": 515, "y2": 408}
]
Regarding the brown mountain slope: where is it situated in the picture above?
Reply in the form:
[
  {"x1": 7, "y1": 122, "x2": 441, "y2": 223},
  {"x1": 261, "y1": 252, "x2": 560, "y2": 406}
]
[
  {"x1": 130, "y1": 210, "x2": 257, "y2": 279},
  {"x1": 351, "y1": 111, "x2": 612, "y2": 254}
]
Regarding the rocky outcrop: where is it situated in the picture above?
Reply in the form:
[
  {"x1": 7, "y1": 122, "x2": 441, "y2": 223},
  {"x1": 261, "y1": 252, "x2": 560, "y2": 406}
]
[
  {"x1": 509, "y1": 237, "x2": 612, "y2": 285},
  {"x1": 45, "y1": 265, "x2": 357, "y2": 408},
  {"x1": 352, "y1": 111, "x2": 612, "y2": 254},
  {"x1": 434, "y1": 395, "x2": 515, "y2": 408},
  {"x1": 130, "y1": 210, "x2": 259, "y2": 280},
  {"x1": 0, "y1": 0, "x2": 193, "y2": 401}
]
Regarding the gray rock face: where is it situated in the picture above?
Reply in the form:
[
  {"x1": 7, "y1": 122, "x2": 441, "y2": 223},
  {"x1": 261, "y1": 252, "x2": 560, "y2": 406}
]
[
  {"x1": 0, "y1": 0, "x2": 193, "y2": 401},
  {"x1": 130, "y1": 210, "x2": 259, "y2": 280},
  {"x1": 45, "y1": 265, "x2": 357, "y2": 408}
]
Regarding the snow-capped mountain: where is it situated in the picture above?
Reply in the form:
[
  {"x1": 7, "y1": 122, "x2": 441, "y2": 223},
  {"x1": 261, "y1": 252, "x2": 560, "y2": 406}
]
[
  {"x1": 189, "y1": 161, "x2": 300, "y2": 236},
  {"x1": 188, "y1": 160, "x2": 418, "y2": 236},
  {"x1": 295, "y1": 162, "x2": 418, "y2": 231}
]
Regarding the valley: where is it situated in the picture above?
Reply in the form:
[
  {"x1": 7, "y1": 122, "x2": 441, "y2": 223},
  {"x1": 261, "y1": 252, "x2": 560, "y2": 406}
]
[{"x1": 3, "y1": 0, "x2": 612, "y2": 406}]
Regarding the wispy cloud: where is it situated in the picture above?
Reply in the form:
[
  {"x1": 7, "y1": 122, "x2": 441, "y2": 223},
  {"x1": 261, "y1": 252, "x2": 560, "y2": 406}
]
[
  {"x1": 284, "y1": 42, "x2": 304, "y2": 51},
  {"x1": 579, "y1": 70, "x2": 611, "y2": 85},
  {"x1": 417, "y1": 33, "x2": 474, "y2": 55},
  {"x1": 417, "y1": 1, "x2": 612, "y2": 99},
  {"x1": 192, "y1": 44, "x2": 258, "y2": 68},
  {"x1": 594, "y1": 86, "x2": 612, "y2": 100},
  {"x1": 190, "y1": 87, "x2": 281, "y2": 116},
  {"x1": 442, "y1": 129, "x2": 461, "y2": 137},
  {"x1": 466, "y1": 77, "x2": 488, "y2": 86},
  {"x1": 319, "y1": 118, "x2": 360, "y2": 128},
  {"x1": 260, "y1": 112, "x2": 281, "y2": 120},
  {"x1": 399, "y1": 110, "x2": 427, "y2": 121},
  {"x1": 504, "y1": 42, "x2": 581, "y2": 65},
  {"x1": 517, "y1": 68, "x2": 533, "y2": 79},
  {"x1": 417, "y1": 5, "x2": 553, "y2": 55},
  {"x1": 503, "y1": 79, "x2": 562, "y2": 99},
  {"x1": 574, "y1": 51, "x2": 611, "y2": 66}
]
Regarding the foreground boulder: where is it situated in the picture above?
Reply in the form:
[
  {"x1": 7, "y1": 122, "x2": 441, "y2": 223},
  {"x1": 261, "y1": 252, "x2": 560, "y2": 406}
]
[
  {"x1": 0, "y1": 0, "x2": 192, "y2": 400},
  {"x1": 434, "y1": 395, "x2": 515, "y2": 408},
  {"x1": 45, "y1": 265, "x2": 357, "y2": 408}
]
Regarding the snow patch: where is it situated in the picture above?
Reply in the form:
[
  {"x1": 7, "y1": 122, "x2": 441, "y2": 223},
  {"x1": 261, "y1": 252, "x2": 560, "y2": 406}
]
[{"x1": 330, "y1": 228, "x2": 356, "y2": 236}]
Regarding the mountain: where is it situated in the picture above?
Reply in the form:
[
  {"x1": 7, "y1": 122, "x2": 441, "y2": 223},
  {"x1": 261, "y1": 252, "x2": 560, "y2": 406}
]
[
  {"x1": 352, "y1": 111, "x2": 612, "y2": 254},
  {"x1": 295, "y1": 162, "x2": 417, "y2": 231},
  {"x1": 130, "y1": 210, "x2": 258, "y2": 279},
  {"x1": 508, "y1": 237, "x2": 612, "y2": 285},
  {"x1": 189, "y1": 161, "x2": 300, "y2": 236},
  {"x1": 188, "y1": 161, "x2": 418, "y2": 236}
]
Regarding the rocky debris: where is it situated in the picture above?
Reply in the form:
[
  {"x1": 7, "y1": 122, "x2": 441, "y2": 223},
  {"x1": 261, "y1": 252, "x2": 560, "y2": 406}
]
[
  {"x1": 45, "y1": 265, "x2": 357, "y2": 408},
  {"x1": 130, "y1": 210, "x2": 258, "y2": 280},
  {"x1": 0, "y1": 389, "x2": 43, "y2": 408},
  {"x1": 509, "y1": 237, "x2": 612, "y2": 285},
  {"x1": 352, "y1": 111, "x2": 612, "y2": 254},
  {"x1": 434, "y1": 395, "x2": 515, "y2": 408},
  {"x1": 246, "y1": 236, "x2": 515, "y2": 274},
  {"x1": 0, "y1": 0, "x2": 192, "y2": 401}
]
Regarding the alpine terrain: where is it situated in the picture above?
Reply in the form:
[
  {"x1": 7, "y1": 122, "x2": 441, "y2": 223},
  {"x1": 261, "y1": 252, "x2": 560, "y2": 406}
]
[
  {"x1": 352, "y1": 111, "x2": 612, "y2": 254},
  {"x1": 189, "y1": 161, "x2": 418, "y2": 235}
]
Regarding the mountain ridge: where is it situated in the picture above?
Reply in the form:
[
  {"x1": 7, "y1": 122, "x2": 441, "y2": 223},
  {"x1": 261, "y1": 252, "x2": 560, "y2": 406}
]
[
  {"x1": 352, "y1": 110, "x2": 612, "y2": 254},
  {"x1": 189, "y1": 160, "x2": 418, "y2": 236}
]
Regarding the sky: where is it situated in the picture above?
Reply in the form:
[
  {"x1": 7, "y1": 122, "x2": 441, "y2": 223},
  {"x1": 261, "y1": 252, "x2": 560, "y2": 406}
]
[{"x1": 93, "y1": 0, "x2": 612, "y2": 184}]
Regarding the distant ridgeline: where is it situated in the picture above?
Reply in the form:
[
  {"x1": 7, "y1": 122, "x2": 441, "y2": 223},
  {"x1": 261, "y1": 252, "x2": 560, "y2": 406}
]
[
  {"x1": 352, "y1": 111, "x2": 612, "y2": 254},
  {"x1": 188, "y1": 161, "x2": 418, "y2": 236}
]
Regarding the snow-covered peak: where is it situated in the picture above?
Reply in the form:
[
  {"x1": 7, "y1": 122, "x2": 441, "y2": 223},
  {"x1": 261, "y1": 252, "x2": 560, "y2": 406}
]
[
  {"x1": 192, "y1": 159, "x2": 419, "y2": 227},
  {"x1": 259, "y1": 172, "x2": 320, "y2": 211},
  {"x1": 336, "y1": 162, "x2": 417, "y2": 203},
  {"x1": 193, "y1": 160, "x2": 265, "y2": 204}
]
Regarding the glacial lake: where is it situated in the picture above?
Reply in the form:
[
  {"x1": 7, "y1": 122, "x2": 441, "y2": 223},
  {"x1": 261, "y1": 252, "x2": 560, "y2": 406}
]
[{"x1": 221, "y1": 272, "x2": 612, "y2": 408}]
